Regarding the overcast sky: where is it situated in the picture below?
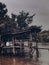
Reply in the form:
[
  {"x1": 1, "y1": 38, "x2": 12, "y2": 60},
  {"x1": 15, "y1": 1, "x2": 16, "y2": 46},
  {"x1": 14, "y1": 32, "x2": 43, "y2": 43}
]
[{"x1": 0, "y1": 0, "x2": 49, "y2": 30}]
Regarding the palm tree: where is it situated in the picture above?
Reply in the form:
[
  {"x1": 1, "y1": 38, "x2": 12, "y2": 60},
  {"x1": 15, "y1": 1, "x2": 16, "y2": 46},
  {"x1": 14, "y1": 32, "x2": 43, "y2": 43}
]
[{"x1": 11, "y1": 11, "x2": 35, "y2": 30}]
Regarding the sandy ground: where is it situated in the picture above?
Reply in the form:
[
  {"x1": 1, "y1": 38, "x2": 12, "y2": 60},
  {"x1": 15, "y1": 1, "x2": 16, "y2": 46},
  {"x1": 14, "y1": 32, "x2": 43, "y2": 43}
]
[{"x1": 0, "y1": 56, "x2": 38, "y2": 65}]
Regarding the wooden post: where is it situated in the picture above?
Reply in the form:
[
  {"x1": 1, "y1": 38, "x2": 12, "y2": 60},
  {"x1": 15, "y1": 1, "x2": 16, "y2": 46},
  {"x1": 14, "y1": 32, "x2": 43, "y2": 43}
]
[
  {"x1": 35, "y1": 33, "x2": 39, "y2": 58},
  {"x1": 12, "y1": 37, "x2": 15, "y2": 55},
  {"x1": 36, "y1": 40, "x2": 39, "y2": 58},
  {"x1": 0, "y1": 35, "x2": 1, "y2": 45},
  {"x1": 0, "y1": 35, "x2": 1, "y2": 55},
  {"x1": 20, "y1": 40, "x2": 24, "y2": 57},
  {"x1": 29, "y1": 33, "x2": 33, "y2": 58}
]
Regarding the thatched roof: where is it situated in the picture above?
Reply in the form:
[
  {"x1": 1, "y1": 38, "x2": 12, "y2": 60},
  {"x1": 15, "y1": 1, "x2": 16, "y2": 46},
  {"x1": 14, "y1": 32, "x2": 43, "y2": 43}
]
[{"x1": 1, "y1": 25, "x2": 41, "y2": 41}]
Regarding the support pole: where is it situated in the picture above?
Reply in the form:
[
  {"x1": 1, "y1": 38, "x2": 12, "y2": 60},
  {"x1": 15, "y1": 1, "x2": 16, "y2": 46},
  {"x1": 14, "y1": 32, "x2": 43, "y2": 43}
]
[
  {"x1": 21, "y1": 40, "x2": 24, "y2": 57},
  {"x1": 29, "y1": 33, "x2": 33, "y2": 58},
  {"x1": 12, "y1": 37, "x2": 15, "y2": 55},
  {"x1": 29, "y1": 42, "x2": 33, "y2": 58},
  {"x1": 35, "y1": 33, "x2": 39, "y2": 58},
  {"x1": 36, "y1": 40, "x2": 39, "y2": 58}
]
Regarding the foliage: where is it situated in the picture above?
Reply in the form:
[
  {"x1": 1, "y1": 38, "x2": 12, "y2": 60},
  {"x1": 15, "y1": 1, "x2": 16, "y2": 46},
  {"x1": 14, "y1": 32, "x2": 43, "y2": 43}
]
[
  {"x1": 0, "y1": 2, "x2": 8, "y2": 23},
  {"x1": 11, "y1": 11, "x2": 35, "y2": 30}
]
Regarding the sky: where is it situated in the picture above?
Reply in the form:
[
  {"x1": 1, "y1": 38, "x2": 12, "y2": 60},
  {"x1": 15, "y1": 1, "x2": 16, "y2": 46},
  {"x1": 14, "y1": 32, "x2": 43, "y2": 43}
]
[{"x1": 0, "y1": 0, "x2": 49, "y2": 30}]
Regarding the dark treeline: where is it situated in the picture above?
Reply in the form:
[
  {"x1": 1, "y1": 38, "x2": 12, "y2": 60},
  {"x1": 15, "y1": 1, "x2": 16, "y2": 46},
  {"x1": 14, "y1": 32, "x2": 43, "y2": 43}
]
[{"x1": 0, "y1": 2, "x2": 37, "y2": 34}]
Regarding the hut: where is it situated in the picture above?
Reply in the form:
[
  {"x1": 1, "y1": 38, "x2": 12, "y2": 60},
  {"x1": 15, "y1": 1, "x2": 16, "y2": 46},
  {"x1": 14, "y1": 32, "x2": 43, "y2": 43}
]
[{"x1": 0, "y1": 26, "x2": 41, "y2": 58}]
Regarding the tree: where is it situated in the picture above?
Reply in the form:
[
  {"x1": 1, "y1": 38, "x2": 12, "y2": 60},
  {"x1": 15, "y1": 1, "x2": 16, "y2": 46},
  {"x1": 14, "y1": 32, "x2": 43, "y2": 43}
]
[
  {"x1": 30, "y1": 26, "x2": 42, "y2": 58},
  {"x1": 11, "y1": 13, "x2": 16, "y2": 21},
  {"x1": 0, "y1": 2, "x2": 16, "y2": 34},
  {"x1": 4, "y1": 15, "x2": 17, "y2": 33},
  {"x1": 0, "y1": 2, "x2": 8, "y2": 34},
  {"x1": 0, "y1": 2, "x2": 8, "y2": 23},
  {"x1": 11, "y1": 11, "x2": 35, "y2": 30}
]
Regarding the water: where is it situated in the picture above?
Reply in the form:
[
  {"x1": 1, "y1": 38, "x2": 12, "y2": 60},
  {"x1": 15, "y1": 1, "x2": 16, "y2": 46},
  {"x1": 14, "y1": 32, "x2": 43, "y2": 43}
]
[
  {"x1": 0, "y1": 44, "x2": 49, "y2": 65},
  {"x1": 38, "y1": 45, "x2": 49, "y2": 65}
]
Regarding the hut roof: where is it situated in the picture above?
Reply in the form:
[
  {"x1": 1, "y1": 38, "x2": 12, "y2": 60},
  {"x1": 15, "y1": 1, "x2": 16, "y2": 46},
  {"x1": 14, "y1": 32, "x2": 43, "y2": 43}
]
[{"x1": 1, "y1": 25, "x2": 41, "y2": 41}]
